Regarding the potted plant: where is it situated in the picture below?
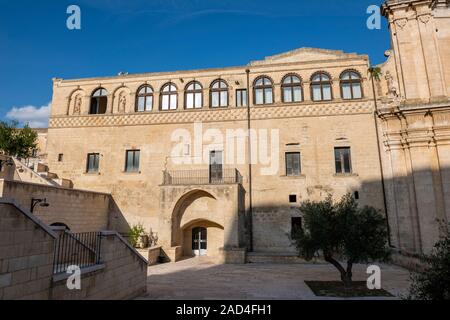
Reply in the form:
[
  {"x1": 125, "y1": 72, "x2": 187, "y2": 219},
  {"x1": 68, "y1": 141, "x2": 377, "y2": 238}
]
[{"x1": 129, "y1": 223, "x2": 149, "y2": 248}]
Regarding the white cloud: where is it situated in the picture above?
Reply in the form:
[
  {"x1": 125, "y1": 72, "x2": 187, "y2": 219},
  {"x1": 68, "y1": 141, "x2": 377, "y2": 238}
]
[{"x1": 6, "y1": 103, "x2": 51, "y2": 128}]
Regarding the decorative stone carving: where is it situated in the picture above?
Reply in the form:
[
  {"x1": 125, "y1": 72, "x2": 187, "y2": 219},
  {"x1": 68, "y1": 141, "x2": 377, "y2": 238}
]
[
  {"x1": 418, "y1": 14, "x2": 431, "y2": 24},
  {"x1": 385, "y1": 71, "x2": 399, "y2": 98},
  {"x1": 118, "y1": 91, "x2": 127, "y2": 113},
  {"x1": 73, "y1": 94, "x2": 82, "y2": 115},
  {"x1": 395, "y1": 18, "x2": 408, "y2": 30}
]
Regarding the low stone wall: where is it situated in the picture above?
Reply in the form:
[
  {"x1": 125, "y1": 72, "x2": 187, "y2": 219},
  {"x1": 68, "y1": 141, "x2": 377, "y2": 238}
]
[
  {"x1": 50, "y1": 231, "x2": 147, "y2": 300},
  {"x1": 161, "y1": 246, "x2": 182, "y2": 262},
  {"x1": 0, "y1": 179, "x2": 110, "y2": 232},
  {"x1": 0, "y1": 200, "x2": 148, "y2": 300},
  {"x1": 0, "y1": 202, "x2": 56, "y2": 300},
  {"x1": 137, "y1": 246, "x2": 162, "y2": 266},
  {"x1": 219, "y1": 247, "x2": 247, "y2": 264}
]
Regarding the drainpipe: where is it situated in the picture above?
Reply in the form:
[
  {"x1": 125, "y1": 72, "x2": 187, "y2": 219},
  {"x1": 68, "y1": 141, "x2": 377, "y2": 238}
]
[
  {"x1": 246, "y1": 69, "x2": 254, "y2": 252},
  {"x1": 370, "y1": 70, "x2": 393, "y2": 248}
]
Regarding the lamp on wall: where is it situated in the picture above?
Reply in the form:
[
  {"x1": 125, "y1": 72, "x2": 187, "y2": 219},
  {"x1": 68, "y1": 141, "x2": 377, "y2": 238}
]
[{"x1": 30, "y1": 198, "x2": 50, "y2": 213}]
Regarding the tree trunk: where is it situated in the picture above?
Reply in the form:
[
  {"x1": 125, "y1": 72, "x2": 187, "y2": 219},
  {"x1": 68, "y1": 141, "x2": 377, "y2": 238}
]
[{"x1": 324, "y1": 255, "x2": 353, "y2": 287}]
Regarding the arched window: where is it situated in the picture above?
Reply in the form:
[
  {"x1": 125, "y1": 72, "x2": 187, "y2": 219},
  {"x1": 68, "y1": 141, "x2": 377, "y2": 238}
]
[
  {"x1": 340, "y1": 71, "x2": 362, "y2": 100},
  {"x1": 185, "y1": 81, "x2": 203, "y2": 109},
  {"x1": 311, "y1": 72, "x2": 332, "y2": 101},
  {"x1": 210, "y1": 80, "x2": 228, "y2": 108},
  {"x1": 282, "y1": 74, "x2": 303, "y2": 103},
  {"x1": 90, "y1": 88, "x2": 108, "y2": 114},
  {"x1": 136, "y1": 85, "x2": 153, "y2": 112},
  {"x1": 254, "y1": 76, "x2": 274, "y2": 105},
  {"x1": 160, "y1": 83, "x2": 178, "y2": 110}
]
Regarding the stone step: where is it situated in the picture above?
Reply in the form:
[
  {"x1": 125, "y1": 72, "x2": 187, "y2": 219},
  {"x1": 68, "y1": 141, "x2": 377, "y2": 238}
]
[{"x1": 246, "y1": 252, "x2": 324, "y2": 264}]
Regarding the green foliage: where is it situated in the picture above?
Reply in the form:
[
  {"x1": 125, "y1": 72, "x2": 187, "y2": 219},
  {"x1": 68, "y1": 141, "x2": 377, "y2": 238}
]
[
  {"x1": 368, "y1": 66, "x2": 382, "y2": 82},
  {"x1": 128, "y1": 223, "x2": 146, "y2": 247},
  {"x1": 293, "y1": 193, "x2": 390, "y2": 285},
  {"x1": 0, "y1": 120, "x2": 37, "y2": 159},
  {"x1": 408, "y1": 226, "x2": 450, "y2": 300}
]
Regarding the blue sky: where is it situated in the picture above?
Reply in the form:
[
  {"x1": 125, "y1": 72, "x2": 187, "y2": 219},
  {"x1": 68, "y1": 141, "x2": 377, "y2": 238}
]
[{"x1": 0, "y1": 0, "x2": 389, "y2": 127}]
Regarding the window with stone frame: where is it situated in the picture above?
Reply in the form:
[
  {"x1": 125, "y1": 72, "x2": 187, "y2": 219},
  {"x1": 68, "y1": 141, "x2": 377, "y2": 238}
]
[
  {"x1": 285, "y1": 152, "x2": 301, "y2": 176},
  {"x1": 210, "y1": 80, "x2": 228, "y2": 108},
  {"x1": 334, "y1": 147, "x2": 352, "y2": 174},
  {"x1": 90, "y1": 88, "x2": 108, "y2": 114},
  {"x1": 160, "y1": 83, "x2": 178, "y2": 111},
  {"x1": 282, "y1": 74, "x2": 303, "y2": 103},
  {"x1": 340, "y1": 71, "x2": 363, "y2": 100},
  {"x1": 311, "y1": 72, "x2": 332, "y2": 101},
  {"x1": 125, "y1": 150, "x2": 140, "y2": 172},
  {"x1": 254, "y1": 76, "x2": 274, "y2": 105},
  {"x1": 86, "y1": 153, "x2": 100, "y2": 173},
  {"x1": 185, "y1": 81, "x2": 203, "y2": 109},
  {"x1": 136, "y1": 85, "x2": 153, "y2": 112}
]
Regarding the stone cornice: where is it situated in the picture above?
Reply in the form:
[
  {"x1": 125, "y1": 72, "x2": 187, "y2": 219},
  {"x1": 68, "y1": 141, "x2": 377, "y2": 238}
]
[{"x1": 49, "y1": 101, "x2": 374, "y2": 129}]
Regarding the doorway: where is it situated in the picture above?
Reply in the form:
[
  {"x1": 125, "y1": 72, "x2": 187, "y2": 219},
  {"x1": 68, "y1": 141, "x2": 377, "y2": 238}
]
[
  {"x1": 209, "y1": 150, "x2": 223, "y2": 183},
  {"x1": 192, "y1": 227, "x2": 207, "y2": 256}
]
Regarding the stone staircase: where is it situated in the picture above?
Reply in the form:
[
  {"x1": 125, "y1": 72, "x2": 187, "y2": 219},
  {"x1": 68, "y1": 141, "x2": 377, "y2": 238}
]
[{"x1": 12, "y1": 157, "x2": 73, "y2": 188}]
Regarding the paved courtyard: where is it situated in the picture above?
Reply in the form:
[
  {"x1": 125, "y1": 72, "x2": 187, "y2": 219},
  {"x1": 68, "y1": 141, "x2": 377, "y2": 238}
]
[{"x1": 139, "y1": 257, "x2": 411, "y2": 300}]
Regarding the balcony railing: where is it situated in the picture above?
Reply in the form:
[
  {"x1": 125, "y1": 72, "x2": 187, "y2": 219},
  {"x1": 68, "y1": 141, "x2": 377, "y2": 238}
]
[{"x1": 162, "y1": 168, "x2": 243, "y2": 186}]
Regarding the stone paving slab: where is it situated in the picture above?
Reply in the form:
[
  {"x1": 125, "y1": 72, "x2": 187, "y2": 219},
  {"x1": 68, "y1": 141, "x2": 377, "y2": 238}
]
[{"x1": 138, "y1": 257, "x2": 411, "y2": 300}]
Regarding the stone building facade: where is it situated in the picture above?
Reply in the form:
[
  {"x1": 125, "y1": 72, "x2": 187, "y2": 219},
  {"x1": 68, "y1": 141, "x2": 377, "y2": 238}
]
[
  {"x1": 46, "y1": 47, "x2": 384, "y2": 259},
  {"x1": 41, "y1": 0, "x2": 450, "y2": 260},
  {"x1": 378, "y1": 0, "x2": 450, "y2": 255}
]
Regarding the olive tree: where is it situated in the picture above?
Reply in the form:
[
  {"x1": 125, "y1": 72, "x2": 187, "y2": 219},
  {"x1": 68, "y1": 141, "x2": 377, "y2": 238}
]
[
  {"x1": 293, "y1": 194, "x2": 391, "y2": 286},
  {"x1": 0, "y1": 120, "x2": 37, "y2": 159},
  {"x1": 408, "y1": 225, "x2": 450, "y2": 300}
]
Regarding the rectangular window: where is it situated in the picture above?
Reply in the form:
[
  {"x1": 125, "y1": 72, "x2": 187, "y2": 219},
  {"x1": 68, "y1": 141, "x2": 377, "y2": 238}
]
[
  {"x1": 161, "y1": 95, "x2": 169, "y2": 110},
  {"x1": 220, "y1": 91, "x2": 228, "y2": 106},
  {"x1": 255, "y1": 89, "x2": 264, "y2": 105},
  {"x1": 352, "y1": 83, "x2": 362, "y2": 99},
  {"x1": 125, "y1": 150, "x2": 140, "y2": 172},
  {"x1": 86, "y1": 153, "x2": 100, "y2": 173},
  {"x1": 285, "y1": 152, "x2": 301, "y2": 176},
  {"x1": 323, "y1": 85, "x2": 332, "y2": 100},
  {"x1": 289, "y1": 194, "x2": 297, "y2": 203},
  {"x1": 291, "y1": 217, "x2": 302, "y2": 238},
  {"x1": 342, "y1": 83, "x2": 352, "y2": 100},
  {"x1": 211, "y1": 92, "x2": 219, "y2": 107},
  {"x1": 236, "y1": 89, "x2": 247, "y2": 107},
  {"x1": 58, "y1": 154, "x2": 64, "y2": 162},
  {"x1": 335, "y1": 147, "x2": 352, "y2": 174},
  {"x1": 264, "y1": 88, "x2": 273, "y2": 104},
  {"x1": 138, "y1": 96, "x2": 145, "y2": 112}
]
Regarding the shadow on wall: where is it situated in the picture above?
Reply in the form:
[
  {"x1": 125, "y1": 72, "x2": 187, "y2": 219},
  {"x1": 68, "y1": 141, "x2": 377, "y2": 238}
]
[
  {"x1": 108, "y1": 196, "x2": 132, "y2": 237},
  {"x1": 250, "y1": 171, "x2": 449, "y2": 257},
  {"x1": 106, "y1": 168, "x2": 448, "y2": 260}
]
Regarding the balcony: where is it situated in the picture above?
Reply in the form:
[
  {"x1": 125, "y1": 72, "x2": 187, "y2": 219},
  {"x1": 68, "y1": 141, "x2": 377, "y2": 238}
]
[{"x1": 162, "y1": 168, "x2": 243, "y2": 186}]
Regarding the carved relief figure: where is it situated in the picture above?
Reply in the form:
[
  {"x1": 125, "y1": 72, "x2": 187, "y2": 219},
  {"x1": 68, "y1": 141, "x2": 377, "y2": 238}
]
[
  {"x1": 119, "y1": 91, "x2": 127, "y2": 113},
  {"x1": 385, "y1": 71, "x2": 398, "y2": 98},
  {"x1": 73, "y1": 94, "x2": 82, "y2": 115}
]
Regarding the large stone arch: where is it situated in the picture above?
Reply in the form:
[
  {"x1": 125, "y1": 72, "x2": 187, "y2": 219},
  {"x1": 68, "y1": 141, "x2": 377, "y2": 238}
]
[
  {"x1": 158, "y1": 184, "x2": 246, "y2": 261},
  {"x1": 170, "y1": 189, "x2": 220, "y2": 246}
]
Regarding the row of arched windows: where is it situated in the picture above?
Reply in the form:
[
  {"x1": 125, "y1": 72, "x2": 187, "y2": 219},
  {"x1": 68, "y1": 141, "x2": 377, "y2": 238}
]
[{"x1": 88, "y1": 71, "x2": 363, "y2": 114}]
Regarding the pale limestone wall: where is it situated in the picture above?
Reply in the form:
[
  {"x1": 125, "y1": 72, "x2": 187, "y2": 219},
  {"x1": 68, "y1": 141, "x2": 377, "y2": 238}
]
[
  {"x1": 378, "y1": 0, "x2": 450, "y2": 255},
  {"x1": 46, "y1": 48, "x2": 385, "y2": 254},
  {"x1": 0, "y1": 203, "x2": 55, "y2": 300},
  {"x1": 382, "y1": 0, "x2": 449, "y2": 103},
  {"x1": 159, "y1": 185, "x2": 244, "y2": 257},
  {"x1": 0, "y1": 180, "x2": 110, "y2": 232},
  {"x1": 50, "y1": 232, "x2": 147, "y2": 300}
]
